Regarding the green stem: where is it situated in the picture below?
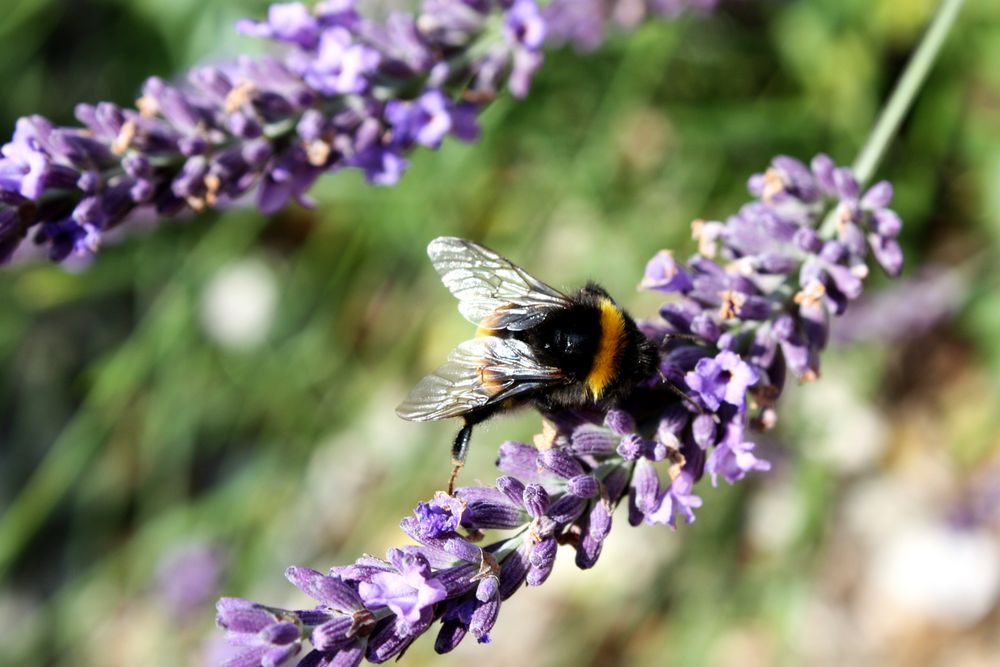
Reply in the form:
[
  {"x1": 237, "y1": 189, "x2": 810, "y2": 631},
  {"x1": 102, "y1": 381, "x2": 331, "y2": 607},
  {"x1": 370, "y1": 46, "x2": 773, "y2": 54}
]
[{"x1": 852, "y1": 0, "x2": 966, "y2": 185}]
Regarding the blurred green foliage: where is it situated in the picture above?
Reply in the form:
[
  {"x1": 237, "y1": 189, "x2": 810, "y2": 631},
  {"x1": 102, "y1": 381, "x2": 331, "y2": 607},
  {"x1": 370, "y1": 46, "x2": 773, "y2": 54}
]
[{"x1": 1, "y1": 1, "x2": 999, "y2": 666}]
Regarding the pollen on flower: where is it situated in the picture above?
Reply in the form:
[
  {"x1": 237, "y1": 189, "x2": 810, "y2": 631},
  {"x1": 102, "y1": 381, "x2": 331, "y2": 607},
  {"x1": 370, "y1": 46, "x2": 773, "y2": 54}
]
[
  {"x1": 691, "y1": 218, "x2": 719, "y2": 257},
  {"x1": 225, "y1": 80, "x2": 258, "y2": 113},
  {"x1": 204, "y1": 173, "x2": 222, "y2": 206},
  {"x1": 794, "y1": 279, "x2": 827, "y2": 307},
  {"x1": 718, "y1": 289, "x2": 747, "y2": 320},
  {"x1": 533, "y1": 420, "x2": 558, "y2": 450},
  {"x1": 836, "y1": 201, "x2": 854, "y2": 227},
  {"x1": 111, "y1": 119, "x2": 136, "y2": 155},
  {"x1": 306, "y1": 139, "x2": 332, "y2": 166},
  {"x1": 761, "y1": 167, "x2": 785, "y2": 202},
  {"x1": 667, "y1": 452, "x2": 686, "y2": 481},
  {"x1": 136, "y1": 94, "x2": 159, "y2": 117},
  {"x1": 754, "y1": 407, "x2": 778, "y2": 430}
]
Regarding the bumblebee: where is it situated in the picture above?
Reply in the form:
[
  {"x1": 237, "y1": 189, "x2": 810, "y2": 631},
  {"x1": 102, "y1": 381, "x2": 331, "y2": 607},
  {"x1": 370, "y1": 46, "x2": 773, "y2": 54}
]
[{"x1": 396, "y1": 237, "x2": 660, "y2": 492}]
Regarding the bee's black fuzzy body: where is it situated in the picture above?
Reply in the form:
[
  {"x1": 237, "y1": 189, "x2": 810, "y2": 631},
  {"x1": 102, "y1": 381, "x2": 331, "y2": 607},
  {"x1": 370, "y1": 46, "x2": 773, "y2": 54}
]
[
  {"x1": 396, "y1": 238, "x2": 661, "y2": 491},
  {"x1": 496, "y1": 282, "x2": 659, "y2": 414}
]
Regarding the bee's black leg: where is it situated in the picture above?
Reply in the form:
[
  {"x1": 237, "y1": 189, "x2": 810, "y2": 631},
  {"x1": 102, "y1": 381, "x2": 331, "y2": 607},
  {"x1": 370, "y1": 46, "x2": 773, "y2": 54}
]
[
  {"x1": 447, "y1": 418, "x2": 475, "y2": 495},
  {"x1": 658, "y1": 368, "x2": 704, "y2": 414}
]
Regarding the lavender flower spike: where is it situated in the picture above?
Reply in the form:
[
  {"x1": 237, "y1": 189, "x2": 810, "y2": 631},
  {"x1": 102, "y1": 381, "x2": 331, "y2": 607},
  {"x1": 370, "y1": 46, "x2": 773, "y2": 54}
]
[
  {"x1": 0, "y1": 0, "x2": 718, "y2": 265},
  {"x1": 217, "y1": 153, "x2": 905, "y2": 664}
]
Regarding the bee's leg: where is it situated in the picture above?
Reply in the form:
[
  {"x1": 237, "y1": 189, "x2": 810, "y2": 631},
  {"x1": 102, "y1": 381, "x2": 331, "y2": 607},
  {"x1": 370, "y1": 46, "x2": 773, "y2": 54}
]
[
  {"x1": 447, "y1": 419, "x2": 475, "y2": 495},
  {"x1": 657, "y1": 368, "x2": 705, "y2": 414},
  {"x1": 661, "y1": 332, "x2": 710, "y2": 346}
]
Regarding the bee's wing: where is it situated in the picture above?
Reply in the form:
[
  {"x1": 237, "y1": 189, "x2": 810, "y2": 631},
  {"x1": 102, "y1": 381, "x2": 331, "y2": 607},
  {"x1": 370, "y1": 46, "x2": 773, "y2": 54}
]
[
  {"x1": 396, "y1": 336, "x2": 566, "y2": 422},
  {"x1": 427, "y1": 236, "x2": 571, "y2": 331}
]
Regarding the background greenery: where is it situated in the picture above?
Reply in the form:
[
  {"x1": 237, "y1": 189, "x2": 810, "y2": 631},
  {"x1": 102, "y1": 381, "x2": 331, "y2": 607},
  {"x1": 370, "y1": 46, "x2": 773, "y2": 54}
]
[{"x1": 2, "y1": 1, "x2": 1000, "y2": 665}]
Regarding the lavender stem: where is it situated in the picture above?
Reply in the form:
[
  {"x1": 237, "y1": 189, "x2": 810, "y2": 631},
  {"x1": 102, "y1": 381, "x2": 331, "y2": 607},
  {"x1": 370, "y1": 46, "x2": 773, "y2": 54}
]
[{"x1": 851, "y1": 0, "x2": 966, "y2": 186}]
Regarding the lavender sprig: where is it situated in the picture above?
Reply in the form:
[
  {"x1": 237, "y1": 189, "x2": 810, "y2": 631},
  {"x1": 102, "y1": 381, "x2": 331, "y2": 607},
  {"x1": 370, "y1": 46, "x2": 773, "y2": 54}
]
[
  {"x1": 216, "y1": 153, "x2": 904, "y2": 666},
  {"x1": 0, "y1": 0, "x2": 714, "y2": 265}
]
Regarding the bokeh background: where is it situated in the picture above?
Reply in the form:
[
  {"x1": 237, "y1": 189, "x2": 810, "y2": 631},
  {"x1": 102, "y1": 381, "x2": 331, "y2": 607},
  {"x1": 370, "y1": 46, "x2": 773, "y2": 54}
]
[{"x1": 2, "y1": 1, "x2": 1000, "y2": 665}]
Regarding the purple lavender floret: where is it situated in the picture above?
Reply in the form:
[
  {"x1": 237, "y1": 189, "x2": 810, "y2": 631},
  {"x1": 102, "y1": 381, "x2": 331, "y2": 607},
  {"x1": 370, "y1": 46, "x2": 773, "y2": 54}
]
[
  {"x1": 358, "y1": 550, "x2": 449, "y2": 628},
  {"x1": 684, "y1": 350, "x2": 759, "y2": 412},
  {"x1": 216, "y1": 154, "x2": 903, "y2": 664},
  {"x1": 412, "y1": 493, "x2": 468, "y2": 539}
]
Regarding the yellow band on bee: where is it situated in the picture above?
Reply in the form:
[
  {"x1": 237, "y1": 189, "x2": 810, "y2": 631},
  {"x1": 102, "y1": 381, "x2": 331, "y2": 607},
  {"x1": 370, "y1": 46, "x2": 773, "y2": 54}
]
[{"x1": 587, "y1": 298, "x2": 625, "y2": 399}]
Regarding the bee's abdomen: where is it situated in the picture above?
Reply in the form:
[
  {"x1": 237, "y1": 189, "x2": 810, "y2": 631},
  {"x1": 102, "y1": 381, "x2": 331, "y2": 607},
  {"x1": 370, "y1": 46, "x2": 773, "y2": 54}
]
[{"x1": 516, "y1": 304, "x2": 602, "y2": 383}]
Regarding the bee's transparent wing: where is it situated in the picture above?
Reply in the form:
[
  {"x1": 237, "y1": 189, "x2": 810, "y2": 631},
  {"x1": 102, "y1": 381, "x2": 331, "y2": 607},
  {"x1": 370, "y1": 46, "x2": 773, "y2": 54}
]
[
  {"x1": 427, "y1": 236, "x2": 571, "y2": 331},
  {"x1": 395, "y1": 336, "x2": 566, "y2": 421}
]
